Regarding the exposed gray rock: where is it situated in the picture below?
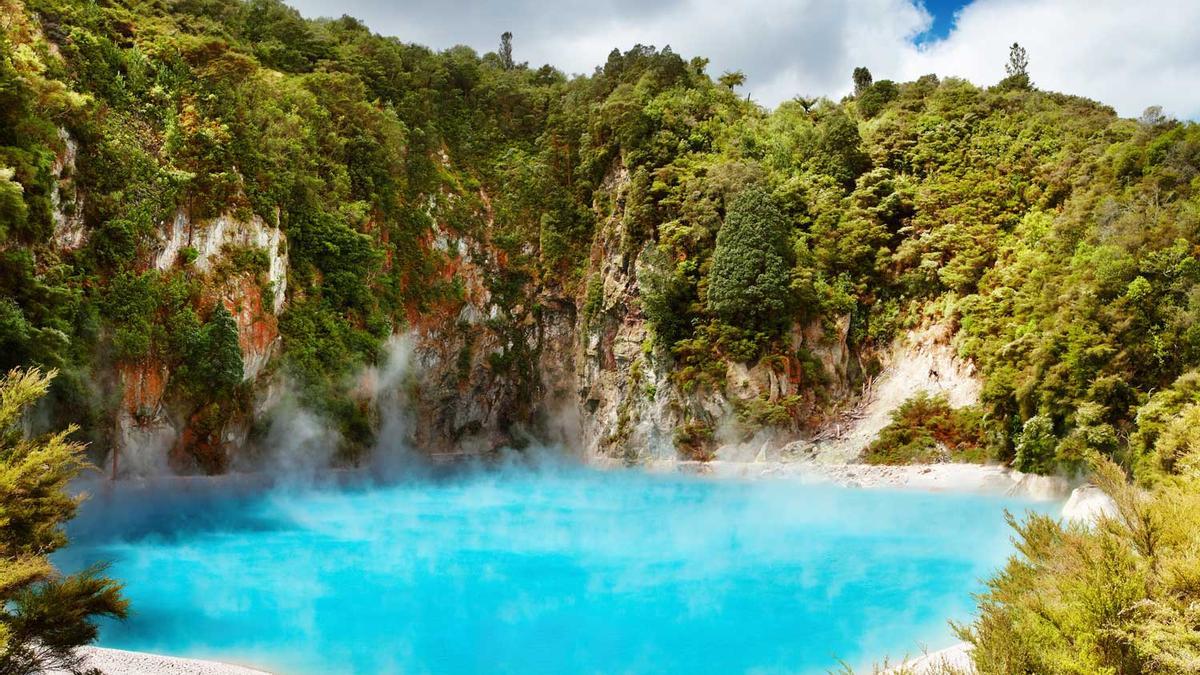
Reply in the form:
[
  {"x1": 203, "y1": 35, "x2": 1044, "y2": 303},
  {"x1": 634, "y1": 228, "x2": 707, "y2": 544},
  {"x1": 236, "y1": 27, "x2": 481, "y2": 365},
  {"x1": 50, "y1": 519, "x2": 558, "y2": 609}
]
[{"x1": 50, "y1": 128, "x2": 87, "y2": 250}]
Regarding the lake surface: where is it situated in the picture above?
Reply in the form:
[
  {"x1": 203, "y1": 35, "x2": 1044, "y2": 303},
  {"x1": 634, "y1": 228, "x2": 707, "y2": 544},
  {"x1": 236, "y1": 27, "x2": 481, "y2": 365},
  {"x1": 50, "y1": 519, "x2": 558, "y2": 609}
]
[{"x1": 59, "y1": 465, "x2": 1056, "y2": 674}]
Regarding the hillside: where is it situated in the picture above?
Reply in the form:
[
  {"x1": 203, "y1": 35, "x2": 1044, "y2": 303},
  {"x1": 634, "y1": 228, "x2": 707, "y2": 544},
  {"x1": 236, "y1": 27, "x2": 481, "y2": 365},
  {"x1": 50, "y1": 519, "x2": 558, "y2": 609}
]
[{"x1": 1, "y1": 0, "x2": 1198, "y2": 487}]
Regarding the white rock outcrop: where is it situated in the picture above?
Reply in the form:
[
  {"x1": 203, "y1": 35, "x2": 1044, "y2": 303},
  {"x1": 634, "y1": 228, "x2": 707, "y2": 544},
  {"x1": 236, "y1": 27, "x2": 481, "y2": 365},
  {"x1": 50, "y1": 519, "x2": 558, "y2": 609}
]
[
  {"x1": 887, "y1": 642, "x2": 974, "y2": 674},
  {"x1": 155, "y1": 210, "x2": 288, "y2": 315},
  {"x1": 1061, "y1": 484, "x2": 1118, "y2": 525},
  {"x1": 50, "y1": 128, "x2": 87, "y2": 250},
  {"x1": 803, "y1": 324, "x2": 982, "y2": 464}
]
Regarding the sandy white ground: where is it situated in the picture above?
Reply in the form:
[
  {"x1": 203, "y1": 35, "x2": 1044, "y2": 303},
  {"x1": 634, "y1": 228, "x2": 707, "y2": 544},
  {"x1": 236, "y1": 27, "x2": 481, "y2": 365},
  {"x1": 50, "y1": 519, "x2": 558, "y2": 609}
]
[
  {"x1": 799, "y1": 324, "x2": 982, "y2": 464},
  {"x1": 886, "y1": 642, "x2": 974, "y2": 673},
  {"x1": 636, "y1": 458, "x2": 1075, "y2": 500},
  {"x1": 48, "y1": 647, "x2": 271, "y2": 675}
]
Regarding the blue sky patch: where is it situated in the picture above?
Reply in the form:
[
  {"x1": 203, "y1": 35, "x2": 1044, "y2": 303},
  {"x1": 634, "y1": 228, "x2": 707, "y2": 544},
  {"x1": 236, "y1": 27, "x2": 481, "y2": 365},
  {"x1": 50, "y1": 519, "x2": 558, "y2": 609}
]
[{"x1": 916, "y1": 0, "x2": 973, "y2": 43}]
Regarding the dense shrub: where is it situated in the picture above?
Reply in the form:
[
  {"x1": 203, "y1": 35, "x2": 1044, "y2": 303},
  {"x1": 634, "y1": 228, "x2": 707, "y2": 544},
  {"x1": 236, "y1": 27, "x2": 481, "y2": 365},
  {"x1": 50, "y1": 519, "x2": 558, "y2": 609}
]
[
  {"x1": 960, "y1": 457, "x2": 1200, "y2": 673},
  {"x1": 864, "y1": 393, "x2": 989, "y2": 465},
  {"x1": 0, "y1": 369, "x2": 128, "y2": 674},
  {"x1": 707, "y1": 186, "x2": 794, "y2": 333},
  {"x1": 857, "y1": 80, "x2": 899, "y2": 119}
]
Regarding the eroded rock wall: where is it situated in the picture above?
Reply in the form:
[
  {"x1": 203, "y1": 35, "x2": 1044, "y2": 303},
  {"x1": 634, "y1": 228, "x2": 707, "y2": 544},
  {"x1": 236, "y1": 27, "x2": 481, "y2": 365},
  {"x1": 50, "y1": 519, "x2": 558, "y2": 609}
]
[
  {"x1": 404, "y1": 159, "x2": 863, "y2": 463},
  {"x1": 78, "y1": 140, "x2": 868, "y2": 473},
  {"x1": 568, "y1": 163, "x2": 860, "y2": 463},
  {"x1": 109, "y1": 209, "x2": 288, "y2": 476}
]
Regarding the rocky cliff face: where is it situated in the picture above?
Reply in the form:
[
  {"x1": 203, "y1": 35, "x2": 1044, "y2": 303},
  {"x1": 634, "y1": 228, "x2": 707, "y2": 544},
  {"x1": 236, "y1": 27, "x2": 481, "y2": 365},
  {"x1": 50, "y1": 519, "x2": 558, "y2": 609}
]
[
  {"x1": 100, "y1": 203, "x2": 289, "y2": 476},
  {"x1": 403, "y1": 188, "x2": 581, "y2": 457},
  {"x1": 568, "y1": 164, "x2": 858, "y2": 463},
  {"x1": 50, "y1": 129, "x2": 86, "y2": 251},
  {"x1": 66, "y1": 135, "x2": 861, "y2": 474},
  {"x1": 406, "y1": 160, "x2": 862, "y2": 464},
  {"x1": 406, "y1": 208, "x2": 524, "y2": 455},
  {"x1": 573, "y1": 163, "x2": 679, "y2": 461}
]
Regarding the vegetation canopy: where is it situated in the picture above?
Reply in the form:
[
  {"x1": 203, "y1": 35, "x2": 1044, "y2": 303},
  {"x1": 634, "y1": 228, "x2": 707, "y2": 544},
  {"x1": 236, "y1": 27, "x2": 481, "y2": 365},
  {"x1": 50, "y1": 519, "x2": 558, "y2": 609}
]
[{"x1": 0, "y1": 368, "x2": 127, "y2": 675}]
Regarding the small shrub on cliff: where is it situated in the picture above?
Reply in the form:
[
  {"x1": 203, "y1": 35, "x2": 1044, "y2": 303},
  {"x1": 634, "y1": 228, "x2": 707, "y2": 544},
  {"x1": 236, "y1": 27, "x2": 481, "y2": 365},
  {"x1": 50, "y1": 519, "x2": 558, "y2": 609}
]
[
  {"x1": 0, "y1": 368, "x2": 128, "y2": 675},
  {"x1": 638, "y1": 246, "x2": 694, "y2": 347},
  {"x1": 90, "y1": 218, "x2": 139, "y2": 269},
  {"x1": 671, "y1": 333, "x2": 727, "y2": 393},
  {"x1": 220, "y1": 244, "x2": 270, "y2": 276},
  {"x1": 673, "y1": 420, "x2": 714, "y2": 461},
  {"x1": 172, "y1": 303, "x2": 244, "y2": 401},
  {"x1": 863, "y1": 393, "x2": 988, "y2": 465},
  {"x1": 735, "y1": 394, "x2": 802, "y2": 435},
  {"x1": 582, "y1": 276, "x2": 604, "y2": 328}
]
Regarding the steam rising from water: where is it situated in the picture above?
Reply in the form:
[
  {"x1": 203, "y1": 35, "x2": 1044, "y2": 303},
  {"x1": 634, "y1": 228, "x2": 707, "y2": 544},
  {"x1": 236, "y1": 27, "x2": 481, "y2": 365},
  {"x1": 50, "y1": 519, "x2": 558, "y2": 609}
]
[
  {"x1": 253, "y1": 333, "x2": 419, "y2": 479},
  {"x1": 61, "y1": 466, "x2": 1058, "y2": 674},
  {"x1": 81, "y1": 333, "x2": 1061, "y2": 673},
  {"x1": 362, "y1": 334, "x2": 420, "y2": 476},
  {"x1": 108, "y1": 333, "x2": 421, "y2": 480},
  {"x1": 256, "y1": 398, "x2": 341, "y2": 477}
]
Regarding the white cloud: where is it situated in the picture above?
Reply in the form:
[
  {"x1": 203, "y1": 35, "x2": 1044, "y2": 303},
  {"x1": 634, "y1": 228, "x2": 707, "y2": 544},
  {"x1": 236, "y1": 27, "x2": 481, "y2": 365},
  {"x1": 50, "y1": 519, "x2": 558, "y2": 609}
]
[
  {"x1": 285, "y1": 0, "x2": 1200, "y2": 119},
  {"x1": 902, "y1": 0, "x2": 1200, "y2": 119}
]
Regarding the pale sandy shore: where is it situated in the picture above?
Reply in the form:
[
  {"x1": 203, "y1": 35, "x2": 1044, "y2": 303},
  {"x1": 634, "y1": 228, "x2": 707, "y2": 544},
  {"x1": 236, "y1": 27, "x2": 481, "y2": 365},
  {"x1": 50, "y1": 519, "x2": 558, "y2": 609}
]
[
  {"x1": 51, "y1": 647, "x2": 272, "y2": 675},
  {"x1": 626, "y1": 458, "x2": 1076, "y2": 501}
]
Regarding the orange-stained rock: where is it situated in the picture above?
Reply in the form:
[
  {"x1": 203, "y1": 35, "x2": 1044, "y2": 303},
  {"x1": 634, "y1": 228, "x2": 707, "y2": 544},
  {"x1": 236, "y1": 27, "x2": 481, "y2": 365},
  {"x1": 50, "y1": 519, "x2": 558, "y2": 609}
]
[
  {"x1": 223, "y1": 274, "x2": 280, "y2": 381},
  {"x1": 117, "y1": 360, "x2": 169, "y2": 418}
]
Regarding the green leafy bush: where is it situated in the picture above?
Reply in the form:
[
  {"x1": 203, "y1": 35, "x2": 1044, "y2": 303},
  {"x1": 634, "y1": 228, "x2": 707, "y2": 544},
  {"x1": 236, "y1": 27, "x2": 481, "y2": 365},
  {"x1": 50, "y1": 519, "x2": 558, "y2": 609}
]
[
  {"x1": 707, "y1": 186, "x2": 794, "y2": 333},
  {"x1": 673, "y1": 420, "x2": 714, "y2": 461},
  {"x1": 864, "y1": 393, "x2": 989, "y2": 465},
  {"x1": 960, "y1": 457, "x2": 1200, "y2": 673},
  {"x1": 857, "y1": 80, "x2": 899, "y2": 119}
]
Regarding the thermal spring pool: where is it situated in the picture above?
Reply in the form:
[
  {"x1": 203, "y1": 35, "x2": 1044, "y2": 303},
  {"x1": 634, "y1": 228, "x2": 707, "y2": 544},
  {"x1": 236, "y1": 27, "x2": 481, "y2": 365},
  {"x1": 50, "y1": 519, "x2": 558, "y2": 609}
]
[{"x1": 59, "y1": 466, "x2": 1058, "y2": 674}]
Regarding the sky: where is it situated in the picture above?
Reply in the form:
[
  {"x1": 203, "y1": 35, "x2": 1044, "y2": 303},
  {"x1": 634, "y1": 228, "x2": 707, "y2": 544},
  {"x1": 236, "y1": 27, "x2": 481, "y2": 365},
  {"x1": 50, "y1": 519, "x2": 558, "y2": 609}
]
[{"x1": 284, "y1": 0, "x2": 1200, "y2": 120}]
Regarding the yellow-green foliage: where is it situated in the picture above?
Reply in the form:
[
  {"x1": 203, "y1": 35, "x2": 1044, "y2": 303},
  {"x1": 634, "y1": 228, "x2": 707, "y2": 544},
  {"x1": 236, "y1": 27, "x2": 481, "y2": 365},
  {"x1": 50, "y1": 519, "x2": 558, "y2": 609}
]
[
  {"x1": 1130, "y1": 370, "x2": 1200, "y2": 481},
  {"x1": 1151, "y1": 405, "x2": 1200, "y2": 477},
  {"x1": 673, "y1": 420, "x2": 714, "y2": 461},
  {"x1": 0, "y1": 368, "x2": 127, "y2": 673},
  {"x1": 959, "y1": 456, "x2": 1200, "y2": 673},
  {"x1": 735, "y1": 394, "x2": 803, "y2": 433},
  {"x1": 864, "y1": 393, "x2": 989, "y2": 465}
]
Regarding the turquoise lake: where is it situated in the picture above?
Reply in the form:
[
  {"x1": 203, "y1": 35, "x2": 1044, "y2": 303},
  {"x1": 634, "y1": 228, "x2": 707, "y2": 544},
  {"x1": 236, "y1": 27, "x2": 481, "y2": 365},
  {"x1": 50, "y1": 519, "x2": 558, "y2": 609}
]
[{"x1": 59, "y1": 465, "x2": 1056, "y2": 674}]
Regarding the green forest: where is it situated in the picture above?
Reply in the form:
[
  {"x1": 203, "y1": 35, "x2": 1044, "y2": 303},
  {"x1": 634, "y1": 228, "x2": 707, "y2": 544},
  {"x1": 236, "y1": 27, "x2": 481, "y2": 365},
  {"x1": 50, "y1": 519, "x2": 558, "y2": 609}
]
[
  {"x1": 3, "y1": 0, "x2": 1200, "y2": 671},
  {"x1": 5, "y1": 0, "x2": 1200, "y2": 478}
]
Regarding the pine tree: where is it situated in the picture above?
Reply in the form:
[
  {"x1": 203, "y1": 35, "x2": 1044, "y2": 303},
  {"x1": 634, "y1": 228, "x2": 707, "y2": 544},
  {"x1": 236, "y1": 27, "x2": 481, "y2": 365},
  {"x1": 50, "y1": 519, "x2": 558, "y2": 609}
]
[
  {"x1": 499, "y1": 32, "x2": 514, "y2": 70},
  {"x1": 852, "y1": 66, "x2": 873, "y2": 96},
  {"x1": 0, "y1": 368, "x2": 127, "y2": 674},
  {"x1": 204, "y1": 303, "x2": 244, "y2": 396},
  {"x1": 1000, "y1": 42, "x2": 1031, "y2": 89}
]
